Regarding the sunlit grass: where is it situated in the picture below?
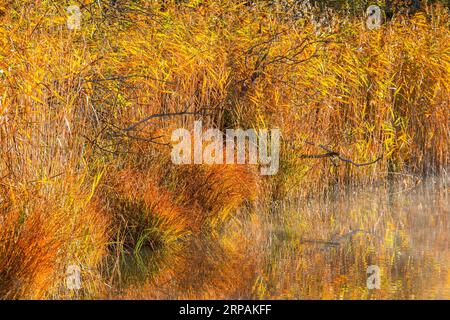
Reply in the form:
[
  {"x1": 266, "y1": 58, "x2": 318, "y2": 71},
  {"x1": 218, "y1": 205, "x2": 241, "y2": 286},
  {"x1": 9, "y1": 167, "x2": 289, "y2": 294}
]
[{"x1": 0, "y1": 0, "x2": 448, "y2": 299}]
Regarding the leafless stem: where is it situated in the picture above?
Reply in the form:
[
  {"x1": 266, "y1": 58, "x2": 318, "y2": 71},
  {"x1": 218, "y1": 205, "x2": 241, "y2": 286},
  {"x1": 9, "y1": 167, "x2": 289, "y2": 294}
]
[
  {"x1": 300, "y1": 140, "x2": 383, "y2": 167},
  {"x1": 122, "y1": 111, "x2": 205, "y2": 132}
]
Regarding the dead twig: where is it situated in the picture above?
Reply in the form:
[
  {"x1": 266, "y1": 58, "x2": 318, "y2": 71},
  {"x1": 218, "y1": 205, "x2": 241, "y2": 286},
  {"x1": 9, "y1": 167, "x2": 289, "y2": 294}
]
[
  {"x1": 300, "y1": 140, "x2": 383, "y2": 167},
  {"x1": 122, "y1": 111, "x2": 205, "y2": 132}
]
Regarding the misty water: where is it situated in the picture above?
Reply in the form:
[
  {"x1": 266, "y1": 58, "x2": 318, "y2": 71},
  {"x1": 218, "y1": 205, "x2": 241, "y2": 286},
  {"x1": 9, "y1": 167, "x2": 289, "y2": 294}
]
[
  {"x1": 259, "y1": 174, "x2": 450, "y2": 299},
  {"x1": 119, "y1": 174, "x2": 449, "y2": 299}
]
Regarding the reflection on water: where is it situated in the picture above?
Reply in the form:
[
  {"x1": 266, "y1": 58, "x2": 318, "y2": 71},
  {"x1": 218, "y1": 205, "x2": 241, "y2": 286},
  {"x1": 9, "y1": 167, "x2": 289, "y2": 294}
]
[
  {"x1": 119, "y1": 175, "x2": 449, "y2": 299},
  {"x1": 257, "y1": 175, "x2": 449, "y2": 299}
]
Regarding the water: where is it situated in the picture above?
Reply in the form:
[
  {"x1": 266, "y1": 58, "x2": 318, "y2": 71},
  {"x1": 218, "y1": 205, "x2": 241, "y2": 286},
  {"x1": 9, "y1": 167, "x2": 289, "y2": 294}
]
[
  {"x1": 256, "y1": 175, "x2": 450, "y2": 299},
  {"x1": 119, "y1": 175, "x2": 450, "y2": 299}
]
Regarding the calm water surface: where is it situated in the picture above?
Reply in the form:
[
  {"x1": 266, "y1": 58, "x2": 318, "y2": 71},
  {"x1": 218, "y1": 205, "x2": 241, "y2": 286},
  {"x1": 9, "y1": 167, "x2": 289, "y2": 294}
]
[
  {"x1": 258, "y1": 175, "x2": 449, "y2": 299},
  {"x1": 120, "y1": 175, "x2": 449, "y2": 299}
]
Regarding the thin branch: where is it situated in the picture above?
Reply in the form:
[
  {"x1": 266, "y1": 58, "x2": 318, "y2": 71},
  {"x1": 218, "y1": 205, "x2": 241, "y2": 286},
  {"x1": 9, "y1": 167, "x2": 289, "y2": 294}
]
[
  {"x1": 122, "y1": 111, "x2": 205, "y2": 132},
  {"x1": 119, "y1": 134, "x2": 171, "y2": 147},
  {"x1": 85, "y1": 74, "x2": 175, "y2": 85},
  {"x1": 300, "y1": 140, "x2": 383, "y2": 167}
]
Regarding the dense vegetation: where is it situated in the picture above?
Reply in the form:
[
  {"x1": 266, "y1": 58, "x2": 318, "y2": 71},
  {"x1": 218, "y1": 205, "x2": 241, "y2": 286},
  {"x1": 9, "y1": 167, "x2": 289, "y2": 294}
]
[{"x1": 0, "y1": 0, "x2": 448, "y2": 298}]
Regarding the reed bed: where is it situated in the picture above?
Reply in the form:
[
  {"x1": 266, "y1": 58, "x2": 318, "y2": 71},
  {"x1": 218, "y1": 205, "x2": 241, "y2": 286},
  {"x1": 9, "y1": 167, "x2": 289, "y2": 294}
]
[{"x1": 0, "y1": 0, "x2": 448, "y2": 299}]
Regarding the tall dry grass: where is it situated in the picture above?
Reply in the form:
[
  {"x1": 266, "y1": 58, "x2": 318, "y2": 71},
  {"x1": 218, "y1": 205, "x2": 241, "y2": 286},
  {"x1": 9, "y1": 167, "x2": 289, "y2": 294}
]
[{"x1": 0, "y1": 0, "x2": 448, "y2": 299}]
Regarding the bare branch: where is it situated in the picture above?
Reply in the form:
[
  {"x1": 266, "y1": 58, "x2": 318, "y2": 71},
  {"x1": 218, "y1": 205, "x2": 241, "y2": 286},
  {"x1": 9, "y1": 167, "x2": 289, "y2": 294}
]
[
  {"x1": 300, "y1": 140, "x2": 383, "y2": 167},
  {"x1": 122, "y1": 111, "x2": 205, "y2": 132}
]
